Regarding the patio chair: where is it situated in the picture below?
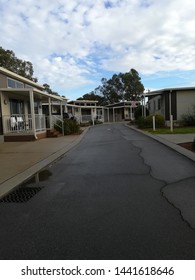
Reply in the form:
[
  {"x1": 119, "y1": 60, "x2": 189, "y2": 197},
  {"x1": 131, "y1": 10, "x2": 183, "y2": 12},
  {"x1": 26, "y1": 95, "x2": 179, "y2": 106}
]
[
  {"x1": 10, "y1": 117, "x2": 17, "y2": 130},
  {"x1": 16, "y1": 116, "x2": 24, "y2": 130}
]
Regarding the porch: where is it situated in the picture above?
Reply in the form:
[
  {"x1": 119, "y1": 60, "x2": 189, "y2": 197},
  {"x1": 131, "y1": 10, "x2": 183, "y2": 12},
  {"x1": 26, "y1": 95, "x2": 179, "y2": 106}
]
[
  {"x1": 3, "y1": 113, "x2": 46, "y2": 141},
  {"x1": 0, "y1": 88, "x2": 64, "y2": 141}
]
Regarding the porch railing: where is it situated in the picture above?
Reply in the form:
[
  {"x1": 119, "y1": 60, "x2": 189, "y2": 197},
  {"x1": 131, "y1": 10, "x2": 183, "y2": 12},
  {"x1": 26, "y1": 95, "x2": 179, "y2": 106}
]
[
  {"x1": 46, "y1": 115, "x2": 64, "y2": 135},
  {"x1": 80, "y1": 114, "x2": 103, "y2": 123},
  {"x1": 3, "y1": 114, "x2": 46, "y2": 134},
  {"x1": 35, "y1": 114, "x2": 46, "y2": 132},
  {"x1": 81, "y1": 115, "x2": 92, "y2": 123}
]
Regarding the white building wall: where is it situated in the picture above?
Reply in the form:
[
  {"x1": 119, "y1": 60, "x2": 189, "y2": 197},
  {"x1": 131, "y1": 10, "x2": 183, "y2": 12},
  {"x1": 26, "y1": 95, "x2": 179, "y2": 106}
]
[
  {"x1": 148, "y1": 95, "x2": 162, "y2": 115},
  {"x1": 1, "y1": 92, "x2": 10, "y2": 116},
  {"x1": 177, "y1": 91, "x2": 195, "y2": 120}
]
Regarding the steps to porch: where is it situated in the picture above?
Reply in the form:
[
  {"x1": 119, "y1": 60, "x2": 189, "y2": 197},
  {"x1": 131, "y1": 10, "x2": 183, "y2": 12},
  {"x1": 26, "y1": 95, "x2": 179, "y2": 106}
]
[{"x1": 46, "y1": 129, "x2": 63, "y2": 138}]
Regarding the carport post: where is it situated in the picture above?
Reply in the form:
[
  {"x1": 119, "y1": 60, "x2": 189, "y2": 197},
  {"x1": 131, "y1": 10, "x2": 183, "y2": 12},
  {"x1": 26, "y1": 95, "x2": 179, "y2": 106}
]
[
  {"x1": 170, "y1": 115, "x2": 173, "y2": 132},
  {"x1": 143, "y1": 93, "x2": 146, "y2": 117},
  {"x1": 60, "y1": 101, "x2": 64, "y2": 136},
  {"x1": 153, "y1": 115, "x2": 156, "y2": 131},
  {"x1": 113, "y1": 108, "x2": 115, "y2": 122},
  {"x1": 29, "y1": 89, "x2": 36, "y2": 138},
  {"x1": 102, "y1": 107, "x2": 104, "y2": 122},
  {"x1": 48, "y1": 97, "x2": 52, "y2": 129},
  {"x1": 130, "y1": 106, "x2": 133, "y2": 120},
  {"x1": 169, "y1": 90, "x2": 173, "y2": 132}
]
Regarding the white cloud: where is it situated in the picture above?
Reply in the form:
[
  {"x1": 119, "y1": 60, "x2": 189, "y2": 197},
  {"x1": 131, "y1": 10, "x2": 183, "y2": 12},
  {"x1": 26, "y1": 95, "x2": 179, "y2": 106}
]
[{"x1": 0, "y1": 0, "x2": 195, "y2": 97}]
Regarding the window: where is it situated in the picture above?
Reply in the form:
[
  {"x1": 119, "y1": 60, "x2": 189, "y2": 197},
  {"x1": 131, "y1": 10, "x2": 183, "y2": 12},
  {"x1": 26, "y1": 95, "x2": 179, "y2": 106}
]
[
  {"x1": 7, "y1": 78, "x2": 24, "y2": 88},
  {"x1": 153, "y1": 100, "x2": 156, "y2": 111},
  {"x1": 158, "y1": 99, "x2": 161, "y2": 110},
  {"x1": 16, "y1": 81, "x2": 24, "y2": 88},
  {"x1": 25, "y1": 84, "x2": 33, "y2": 89},
  {"x1": 7, "y1": 78, "x2": 15, "y2": 88},
  {"x1": 34, "y1": 102, "x2": 38, "y2": 114},
  {"x1": 10, "y1": 99, "x2": 24, "y2": 115}
]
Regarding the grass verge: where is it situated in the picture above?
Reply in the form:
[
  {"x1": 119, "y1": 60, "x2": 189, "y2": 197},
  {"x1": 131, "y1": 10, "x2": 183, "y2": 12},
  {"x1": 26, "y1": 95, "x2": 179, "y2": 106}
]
[{"x1": 143, "y1": 127, "x2": 195, "y2": 134}]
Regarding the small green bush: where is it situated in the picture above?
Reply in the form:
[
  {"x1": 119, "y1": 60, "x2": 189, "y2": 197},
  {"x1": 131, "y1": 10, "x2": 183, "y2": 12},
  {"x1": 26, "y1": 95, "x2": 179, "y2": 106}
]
[
  {"x1": 181, "y1": 105, "x2": 195, "y2": 126},
  {"x1": 136, "y1": 114, "x2": 165, "y2": 129},
  {"x1": 134, "y1": 105, "x2": 149, "y2": 120},
  {"x1": 136, "y1": 116, "x2": 146, "y2": 128},
  {"x1": 54, "y1": 119, "x2": 80, "y2": 135},
  {"x1": 152, "y1": 114, "x2": 165, "y2": 128}
]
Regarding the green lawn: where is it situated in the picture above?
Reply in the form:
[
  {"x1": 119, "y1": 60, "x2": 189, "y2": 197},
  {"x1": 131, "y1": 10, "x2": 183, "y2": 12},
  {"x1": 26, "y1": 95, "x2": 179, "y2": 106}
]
[{"x1": 144, "y1": 127, "x2": 195, "y2": 134}]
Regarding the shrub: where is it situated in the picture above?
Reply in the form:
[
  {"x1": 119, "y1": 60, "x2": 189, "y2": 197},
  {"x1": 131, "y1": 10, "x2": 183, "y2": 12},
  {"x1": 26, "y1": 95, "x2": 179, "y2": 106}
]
[
  {"x1": 54, "y1": 119, "x2": 80, "y2": 135},
  {"x1": 181, "y1": 105, "x2": 195, "y2": 126},
  {"x1": 136, "y1": 116, "x2": 146, "y2": 128},
  {"x1": 153, "y1": 114, "x2": 165, "y2": 128},
  {"x1": 136, "y1": 114, "x2": 165, "y2": 129},
  {"x1": 134, "y1": 105, "x2": 149, "y2": 120}
]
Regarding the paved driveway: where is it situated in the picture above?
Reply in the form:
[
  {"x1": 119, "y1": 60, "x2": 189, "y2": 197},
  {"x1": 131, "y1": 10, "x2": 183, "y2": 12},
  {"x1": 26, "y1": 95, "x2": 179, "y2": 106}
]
[{"x1": 0, "y1": 123, "x2": 195, "y2": 260}]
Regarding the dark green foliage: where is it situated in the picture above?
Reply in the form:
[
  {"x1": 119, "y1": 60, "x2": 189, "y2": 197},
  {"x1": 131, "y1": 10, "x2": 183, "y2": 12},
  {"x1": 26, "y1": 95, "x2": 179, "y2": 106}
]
[
  {"x1": 0, "y1": 46, "x2": 59, "y2": 94},
  {"x1": 79, "y1": 69, "x2": 144, "y2": 105},
  {"x1": 181, "y1": 106, "x2": 195, "y2": 126},
  {"x1": 134, "y1": 105, "x2": 149, "y2": 120},
  {"x1": 55, "y1": 119, "x2": 80, "y2": 135},
  {"x1": 136, "y1": 116, "x2": 146, "y2": 128},
  {"x1": 0, "y1": 46, "x2": 37, "y2": 82},
  {"x1": 77, "y1": 92, "x2": 105, "y2": 104},
  {"x1": 43, "y1": 83, "x2": 59, "y2": 96},
  {"x1": 137, "y1": 114, "x2": 165, "y2": 128}
]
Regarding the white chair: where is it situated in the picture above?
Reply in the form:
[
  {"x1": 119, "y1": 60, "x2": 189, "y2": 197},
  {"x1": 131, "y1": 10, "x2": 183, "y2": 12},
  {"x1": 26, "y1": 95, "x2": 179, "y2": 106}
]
[
  {"x1": 16, "y1": 116, "x2": 24, "y2": 130},
  {"x1": 10, "y1": 117, "x2": 17, "y2": 129},
  {"x1": 16, "y1": 116, "x2": 23, "y2": 123}
]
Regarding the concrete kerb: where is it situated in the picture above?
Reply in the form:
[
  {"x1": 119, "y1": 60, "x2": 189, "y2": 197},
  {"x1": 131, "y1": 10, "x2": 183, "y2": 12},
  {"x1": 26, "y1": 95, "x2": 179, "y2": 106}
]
[
  {"x1": 125, "y1": 124, "x2": 195, "y2": 162},
  {"x1": 0, "y1": 127, "x2": 89, "y2": 198}
]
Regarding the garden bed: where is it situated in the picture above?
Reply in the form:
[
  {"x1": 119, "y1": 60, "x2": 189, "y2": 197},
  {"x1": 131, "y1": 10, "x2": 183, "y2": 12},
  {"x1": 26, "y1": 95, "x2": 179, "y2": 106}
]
[{"x1": 178, "y1": 142, "x2": 195, "y2": 153}]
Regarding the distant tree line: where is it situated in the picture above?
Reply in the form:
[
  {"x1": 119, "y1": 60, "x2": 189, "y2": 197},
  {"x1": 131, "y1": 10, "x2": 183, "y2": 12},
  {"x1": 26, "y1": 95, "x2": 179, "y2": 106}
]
[
  {"x1": 0, "y1": 46, "x2": 59, "y2": 95},
  {"x1": 78, "y1": 69, "x2": 145, "y2": 105}
]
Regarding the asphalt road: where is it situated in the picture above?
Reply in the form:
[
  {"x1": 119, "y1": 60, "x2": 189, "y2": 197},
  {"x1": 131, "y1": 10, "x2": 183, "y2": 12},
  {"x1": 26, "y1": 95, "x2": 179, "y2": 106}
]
[{"x1": 0, "y1": 123, "x2": 195, "y2": 260}]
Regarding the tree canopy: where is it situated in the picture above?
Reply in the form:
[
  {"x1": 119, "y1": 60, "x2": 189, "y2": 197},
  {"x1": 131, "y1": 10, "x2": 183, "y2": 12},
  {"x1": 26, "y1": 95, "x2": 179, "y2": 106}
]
[
  {"x1": 0, "y1": 46, "x2": 37, "y2": 82},
  {"x1": 0, "y1": 46, "x2": 59, "y2": 95},
  {"x1": 78, "y1": 69, "x2": 144, "y2": 105},
  {"x1": 77, "y1": 92, "x2": 105, "y2": 104},
  {"x1": 43, "y1": 83, "x2": 59, "y2": 96}
]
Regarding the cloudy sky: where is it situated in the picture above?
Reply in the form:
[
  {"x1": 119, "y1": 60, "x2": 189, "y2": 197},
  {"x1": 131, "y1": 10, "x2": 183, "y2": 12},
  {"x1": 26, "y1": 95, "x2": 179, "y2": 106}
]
[{"x1": 0, "y1": 0, "x2": 195, "y2": 100}]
